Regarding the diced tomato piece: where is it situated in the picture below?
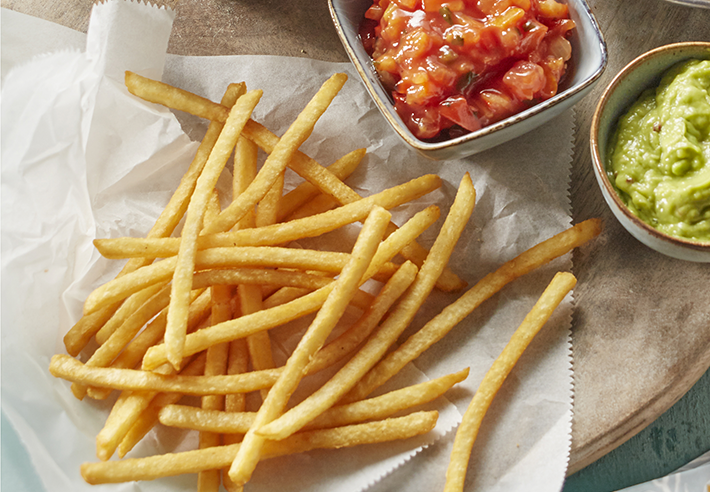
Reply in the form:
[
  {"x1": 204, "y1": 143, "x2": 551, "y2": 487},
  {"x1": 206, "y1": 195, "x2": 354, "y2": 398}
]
[
  {"x1": 392, "y1": 0, "x2": 419, "y2": 10},
  {"x1": 502, "y1": 60, "x2": 545, "y2": 100},
  {"x1": 439, "y1": 96, "x2": 483, "y2": 132},
  {"x1": 535, "y1": 0, "x2": 568, "y2": 19}
]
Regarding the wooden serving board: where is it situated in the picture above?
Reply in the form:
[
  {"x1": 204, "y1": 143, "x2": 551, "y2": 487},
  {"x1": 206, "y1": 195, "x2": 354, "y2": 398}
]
[{"x1": 4, "y1": 0, "x2": 709, "y2": 475}]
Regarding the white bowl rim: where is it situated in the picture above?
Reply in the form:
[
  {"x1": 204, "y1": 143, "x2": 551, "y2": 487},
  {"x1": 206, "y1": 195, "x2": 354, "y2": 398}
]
[{"x1": 590, "y1": 41, "x2": 710, "y2": 254}]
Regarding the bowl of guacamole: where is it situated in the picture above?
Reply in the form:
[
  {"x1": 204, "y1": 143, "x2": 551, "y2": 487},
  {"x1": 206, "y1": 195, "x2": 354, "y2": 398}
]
[{"x1": 591, "y1": 42, "x2": 710, "y2": 262}]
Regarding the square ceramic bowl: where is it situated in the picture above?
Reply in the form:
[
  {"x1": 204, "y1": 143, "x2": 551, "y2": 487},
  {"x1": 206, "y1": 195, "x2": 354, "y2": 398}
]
[
  {"x1": 329, "y1": 0, "x2": 607, "y2": 160},
  {"x1": 590, "y1": 42, "x2": 710, "y2": 262}
]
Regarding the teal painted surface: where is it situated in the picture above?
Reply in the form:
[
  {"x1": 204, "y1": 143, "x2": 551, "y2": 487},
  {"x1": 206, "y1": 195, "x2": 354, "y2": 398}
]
[
  {"x1": 2, "y1": 411, "x2": 46, "y2": 492},
  {"x1": 563, "y1": 368, "x2": 710, "y2": 492}
]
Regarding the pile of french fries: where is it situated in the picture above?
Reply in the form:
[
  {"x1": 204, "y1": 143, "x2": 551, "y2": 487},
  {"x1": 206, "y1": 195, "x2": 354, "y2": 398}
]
[{"x1": 49, "y1": 70, "x2": 602, "y2": 491}]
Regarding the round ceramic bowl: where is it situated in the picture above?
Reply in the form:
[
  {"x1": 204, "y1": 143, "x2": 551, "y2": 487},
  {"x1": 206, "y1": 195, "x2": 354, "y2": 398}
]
[{"x1": 590, "y1": 41, "x2": 710, "y2": 262}]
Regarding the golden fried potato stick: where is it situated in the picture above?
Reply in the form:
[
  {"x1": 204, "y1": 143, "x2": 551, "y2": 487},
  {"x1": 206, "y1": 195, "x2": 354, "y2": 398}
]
[
  {"x1": 232, "y1": 135, "x2": 276, "y2": 404},
  {"x1": 285, "y1": 192, "x2": 340, "y2": 221},
  {"x1": 277, "y1": 148, "x2": 365, "y2": 222},
  {"x1": 444, "y1": 272, "x2": 577, "y2": 492},
  {"x1": 228, "y1": 206, "x2": 392, "y2": 486},
  {"x1": 50, "y1": 353, "x2": 280, "y2": 395},
  {"x1": 344, "y1": 218, "x2": 603, "y2": 402},
  {"x1": 93, "y1": 174, "x2": 441, "y2": 259},
  {"x1": 124, "y1": 71, "x2": 464, "y2": 292},
  {"x1": 81, "y1": 411, "x2": 438, "y2": 485},
  {"x1": 199, "y1": 286, "x2": 234, "y2": 492},
  {"x1": 95, "y1": 352, "x2": 206, "y2": 461},
  {"x1": 63, "y1": 81, "x2": 245, "y2": 356},
  {"x1": 84, "y1": 246, "x2": 400, "y2": 315},
  {"x1": 160, "y1": 368, "x2": 468, "y2": 433},
  {"x1": 259, "y1": 174, "x2": 475, "y2": 439},
  {"x1": 167, "y1": 89, "x2": 263, "y2": 370}
]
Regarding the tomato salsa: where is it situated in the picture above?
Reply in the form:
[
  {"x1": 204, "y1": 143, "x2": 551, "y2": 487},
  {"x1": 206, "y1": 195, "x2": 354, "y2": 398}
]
[{"x1": 360, "y1": 0, "x2": 576, "y2": 141}]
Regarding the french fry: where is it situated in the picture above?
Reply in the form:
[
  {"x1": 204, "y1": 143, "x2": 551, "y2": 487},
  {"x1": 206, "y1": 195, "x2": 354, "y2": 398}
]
[
  {"x1": 344, "y1": 218, "x2": 603, "y2": 402},
  {"x1": 233, "y1": 134, "x2": 277, "y2": 404},
  {"x1": 228, "y1": 206, "x2": 392, "y2": 486},
  {"x1": 93, "y1": 173, "x2": 441, "y2": 259},
  {"x1": 260, "y1": 174, "x2": 475, "y2": 438},
  {"x1": 50, "y1": 354, "x2": 280, "y2": 395},
  {"x1": 198, "y1": 285, "x2": 234, "y2": 492},
  {"x1": 81, "y1": 411, "x2": 438, "y2": 485},
  {"x1": 167, "y1": 89, "x2": 263, "y2": 369},
  {"x1": 444, "y1": 272, "x2": 577, "y2": 492}
]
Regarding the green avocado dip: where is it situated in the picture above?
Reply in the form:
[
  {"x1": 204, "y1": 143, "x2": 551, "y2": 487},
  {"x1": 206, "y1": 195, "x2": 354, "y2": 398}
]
[{"x1": 607, "y1": 58, "x2": 710, "y2": 242}]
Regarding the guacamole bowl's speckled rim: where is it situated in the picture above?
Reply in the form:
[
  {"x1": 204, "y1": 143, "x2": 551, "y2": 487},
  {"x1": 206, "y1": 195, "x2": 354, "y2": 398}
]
[
  {"x1": 329, "y1": 0, "x2": 607, "y2": 161},
  {"x1": 590, "y1": 41, "x2": 710, "y2": 262}
]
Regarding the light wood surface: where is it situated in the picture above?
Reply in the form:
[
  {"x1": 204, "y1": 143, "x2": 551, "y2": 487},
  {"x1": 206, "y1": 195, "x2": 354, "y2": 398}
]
[{"x1": 4, "y1": 0, "x2": 709, "y2": 476}]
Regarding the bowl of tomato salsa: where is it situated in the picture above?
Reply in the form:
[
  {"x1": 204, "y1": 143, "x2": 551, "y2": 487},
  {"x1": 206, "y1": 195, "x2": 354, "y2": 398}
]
[{"x1": 329, "y1": 0, "x2": 607, "y2": 160}]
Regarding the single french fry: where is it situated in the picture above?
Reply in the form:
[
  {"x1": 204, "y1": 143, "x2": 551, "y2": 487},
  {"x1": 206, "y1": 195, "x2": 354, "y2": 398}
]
[
  {"x1": 260, "y1": 175, "x2": 475, "y2": 438},
  {"x1": 232, "y1": 134, "x2": 277, "y2": 404},
  {"x1": 444, "y1": 272, "x2": 577, "y2": 492},
  {"x1": 285, "y1": 193, "x2": 340, "y2": 221},
  {"x1": 233, "y1": 135, "x2": 258, "y2": 230},
  {"x1": 160, "y1": 368, "x2": 467, "y2": 433},
  {"x1": 228, "y1": 206, "x2": 391, "y2": 486},
  {"x1": 167, "y1": 89, "x2": 263, "y2": 369},
  {"x1": 277, "y1": 148, "x2": 365, "y2": 222},
  {"x1": 125, "y1": 71, "x2": 231, "y2": 122},
  {"x1": 204, "y1": 189, "x2": 222, "y2": 228},
  {"x1": 199, "y1": 285, "x2": 234, "y2": 492},
  {"x1": 50, "y1": 354, "x2": 280, "y2": 395},
  {"x1": 63, "y1": 81, "x2": 246, "y2": 356},
  {"x1": 81, "y1": 411, "x2": 438, "y2": 485},
  {"x1": 123, "y1": 72, "x2": 463, "y2": 292},
  {"x1": 345, "y1": 218, "x2": 603, "y2": 402}
]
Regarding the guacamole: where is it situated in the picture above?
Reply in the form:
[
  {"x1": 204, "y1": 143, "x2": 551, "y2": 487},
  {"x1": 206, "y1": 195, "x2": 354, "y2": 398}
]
[{"x1": 607, "y1": 58, "x2": 710, "y2": 242}]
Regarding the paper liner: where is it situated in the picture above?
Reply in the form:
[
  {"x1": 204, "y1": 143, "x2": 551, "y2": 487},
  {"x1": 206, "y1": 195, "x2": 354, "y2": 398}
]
[{"x1": 2, "y1": 1, "x2": 578, "y2": 491}]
